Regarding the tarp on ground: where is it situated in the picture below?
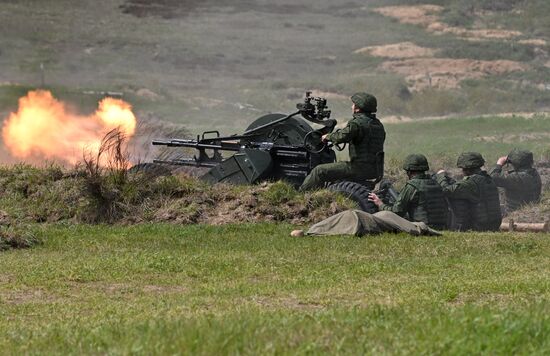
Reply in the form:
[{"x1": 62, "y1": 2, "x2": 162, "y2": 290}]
[{"x1": 306, "y1": 210, "x2": 442, "y2": 236}]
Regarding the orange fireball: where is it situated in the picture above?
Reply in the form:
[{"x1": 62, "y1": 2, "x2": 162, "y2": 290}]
[{"x1": 2, "y1": 90, "x2": 137, "y2": 165}]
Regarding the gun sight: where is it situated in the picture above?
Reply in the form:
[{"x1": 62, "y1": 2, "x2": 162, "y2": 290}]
[{"x1": 297, "y1": 91, "x2": 331, "y2": 121}]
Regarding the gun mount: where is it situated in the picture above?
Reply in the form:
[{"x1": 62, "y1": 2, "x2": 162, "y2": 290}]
[
  {"x1": 149, "y1": 92, "x2": 384, "y2": 213},
  {"x1": 151, "y1": 93, "x2": 338, "y2": 187}
]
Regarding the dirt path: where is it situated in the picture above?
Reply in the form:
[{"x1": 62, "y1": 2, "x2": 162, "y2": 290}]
[
  {"x1": 373, "y1": 5, "x2": 522, "y2": 40},
  {"x1": 381, "y1": 58, "x2": 527, "y2": 91}
]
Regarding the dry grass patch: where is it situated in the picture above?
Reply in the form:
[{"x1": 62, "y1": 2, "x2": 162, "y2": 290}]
[
  {"x1": 373, "y1": 5, "x2": 443, "y2": 27},
  {"x1": 0, "y1": 163, "x2": 355, "y2": 226},
  {"x1": 428, "y1": 24, "x2": 522, "y2": 40},
  {"x1": 1, "y1": 289, "x2": 58, "y2": 305},
  {"x1": 506, "y1": 189, "x2": 550, "y2": 224},
  {"x1": 380, "y1": 58, "x2": 528, "y2": 91},
  {"x1": 354, "y1": 42, "x2": 438, "y2": 59},
  {"x1": 373, "y1": 5, "x2": 522, "y2": 40}
]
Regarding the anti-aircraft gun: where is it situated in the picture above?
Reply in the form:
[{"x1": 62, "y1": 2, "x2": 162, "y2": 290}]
[{"x1": 149, "y1": 92, "x2": 385, "y2": 212}]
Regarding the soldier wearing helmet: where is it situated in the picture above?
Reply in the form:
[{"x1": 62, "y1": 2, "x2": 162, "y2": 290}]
[
  {"x1": 435, "y1": 152, "x2": 501, "y2": 231},
  {"x1": 368, "y1": 154, "x2": 448, "y2": 229},
  {"x1": 489, "y1": 148, "x2": 542, "y2": 213},
  {"x1": 299, "y1": 92, "x2": 385, "y2": 191}
]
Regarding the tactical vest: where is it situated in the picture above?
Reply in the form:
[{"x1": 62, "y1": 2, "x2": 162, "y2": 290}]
[
  {"x1": 447, "y1": 199, "x2": 472, "y2": 231},
  {"x1": 406, "y1": 175, "x2": 448, "y2": 229},
  {"x1": 472, "y1": 173, "x2": 501, "y2": 231},
  {"x1": 450, "y1": 172, "x2": 501, "y2": 231},
  {"x1": 503, "y1": 168, "x2": 542, "y2": 211},
  {"x1": 349, "y1": 113, "x2": 385, "y2": 176}
]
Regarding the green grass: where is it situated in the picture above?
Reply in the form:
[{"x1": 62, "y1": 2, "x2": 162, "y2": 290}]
[
  {"x1": 0, "y1": 223, "x2": 549, "y2": 354},
  {"x1": 384, "y1": 115, "x2": 550, "y2": 168}
]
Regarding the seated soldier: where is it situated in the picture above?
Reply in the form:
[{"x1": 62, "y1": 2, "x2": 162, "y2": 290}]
[
  {"x1": 299, "y1": 92, "x2": 385, "y2": 191},
  {"x1": 435, "y1": 152, "x2": 502, "y2": 232},
  {"x1": 489, "y1": 148, "x2": 542, "y2": 214},
  {"x1": 368, "y1": 154, "x2": 448, "y2": 230}
]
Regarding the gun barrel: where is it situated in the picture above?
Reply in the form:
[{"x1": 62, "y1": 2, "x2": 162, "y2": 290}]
[
  {"x1": 152, "y1": 139, "x2": 197, "y2": 147},
  {"x1": 153, "y1": 158, "x2": 219, "y2": 168},
  {"x1": 152, "y1": 139, "x2": 240, "y2": 151}
]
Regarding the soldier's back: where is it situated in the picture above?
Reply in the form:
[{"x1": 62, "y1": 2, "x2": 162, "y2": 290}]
[
  {"x1": 406, "y1": 175, "x2": 448, "y2": 229},
  {"x1": 498, "y1": 168, "x2": 542, "y2": 212},
  {"x1": 468, "y1": 172, "x2": 502, "y2": 231}
]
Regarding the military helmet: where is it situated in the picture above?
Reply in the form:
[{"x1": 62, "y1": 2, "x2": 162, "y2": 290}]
[
  {"x1": 457, "y1": 152, "x2": 485, "y2": 169},
  {"x1": 402, "y1": 153, "x2": 429, "y2": 171},
  {"x1": 351, "y1": 92, "x2": 377, "y2": 113},
  {"x1": 507, "y1": 148, "x2": 533, "y2": 168}
]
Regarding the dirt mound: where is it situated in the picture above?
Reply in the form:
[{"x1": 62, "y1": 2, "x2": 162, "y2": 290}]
[
  {"x1": 360, "y1": 6, "x2": 533, "y2": 92},
  {"x1": 374, "y1": 5, "x2": 443, "y2": 27},
  {"x1": 354, "y1": 42, "x2": 437, "y2": 59},
  {"x1": 380, "y1": 58, "x2": 528, "y2": 91},
  {"x1": 506, "y1": 195, "x2": 550, "y2": 224},
  {"x1": 0, "y1": 165, "x2": 355, "y2": 226},
  {"x1": 517, "y1": 39, "x2": 547, "y2": 47},
  {"x1": 150, "y1": 179, "x2": 353, "y2": 226},
  {"x1": 427, "y1": 23, "x2": 522, "y2": 40},
  {"x1": 374, "y1": 5, "x2": 522, "y2": 41}
]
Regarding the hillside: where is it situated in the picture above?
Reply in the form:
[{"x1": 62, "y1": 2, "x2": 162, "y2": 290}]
[{"x1": 0, "y1": 0, "x2": 549, "y2": 134}]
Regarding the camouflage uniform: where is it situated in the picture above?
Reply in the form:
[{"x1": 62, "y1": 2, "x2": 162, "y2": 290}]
[
  {"x1": 380, "y1": 154, "x2": 447, "y2": 229},
  {"x1": 299, "y1": 93, "x2": 385, "y2": 191},
  {"x1": 435, "y1": 152, "x2": 501, "y2": 231},
  {"x1": 489, "y1": 149, "x2": 542, "y2": 213}
]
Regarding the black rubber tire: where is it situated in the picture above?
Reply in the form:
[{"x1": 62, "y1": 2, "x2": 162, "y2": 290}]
[
  {"x1": 328, "y1": 181, "x2": 378, "y2": 213},
  {"x1": 128, "y1": 163, "x2": 173, "y2": 177}
]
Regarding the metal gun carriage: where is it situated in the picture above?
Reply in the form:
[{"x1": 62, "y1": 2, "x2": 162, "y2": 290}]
[{"x1": 146, "y1": 92, "x2": 389, "y2": 212}]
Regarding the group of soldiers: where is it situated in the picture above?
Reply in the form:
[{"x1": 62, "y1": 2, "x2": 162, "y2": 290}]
[{"x1": 299, "y1": 92, "x2": 542, "y2": 232}]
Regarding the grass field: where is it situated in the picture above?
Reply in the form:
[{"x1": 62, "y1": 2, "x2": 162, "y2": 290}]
[
  {"x1": 1, "y1": 2, "x2": 549, "y2": 353},
  {"x1": 1, "y1": 223, "x2": 549, "y2": 354},
  {"x1": 384, "y1": 115, "x2": 550, "y2": 165}
]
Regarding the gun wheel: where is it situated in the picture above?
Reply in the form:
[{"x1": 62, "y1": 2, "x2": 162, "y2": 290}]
[
  {"x1": 303, "y1": 130, "x2": 326, "y2": 154},
  {"x1": 328, "y1": 181, "x2": 377, "y2": 213}
]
